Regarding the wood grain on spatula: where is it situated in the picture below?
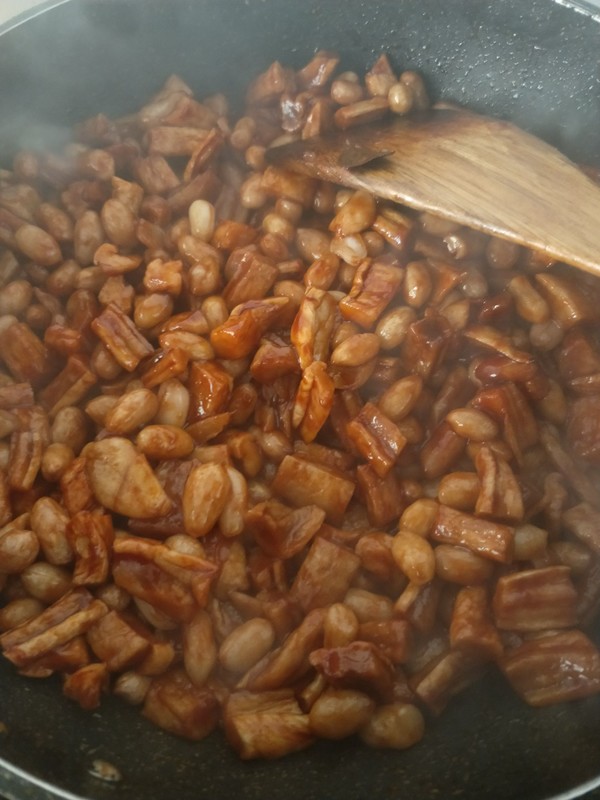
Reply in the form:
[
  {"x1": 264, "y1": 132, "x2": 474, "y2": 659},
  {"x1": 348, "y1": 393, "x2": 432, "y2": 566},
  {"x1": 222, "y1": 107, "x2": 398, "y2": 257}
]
[{"x1": 268, "y1": 109, "x2": 600, "y2": 277}]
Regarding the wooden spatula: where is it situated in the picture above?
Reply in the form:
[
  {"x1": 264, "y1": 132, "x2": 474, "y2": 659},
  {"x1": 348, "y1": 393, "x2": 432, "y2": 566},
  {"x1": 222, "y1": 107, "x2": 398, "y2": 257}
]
[{"x1": 268, "y1": 108, "x2": 600, "y2": 276}]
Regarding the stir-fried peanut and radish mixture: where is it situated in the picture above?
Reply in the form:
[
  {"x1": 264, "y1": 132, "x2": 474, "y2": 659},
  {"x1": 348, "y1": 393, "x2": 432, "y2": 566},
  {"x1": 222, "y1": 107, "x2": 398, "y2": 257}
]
[{"x1": 0, "y1": 51, "x2": 599, "y2": 759}]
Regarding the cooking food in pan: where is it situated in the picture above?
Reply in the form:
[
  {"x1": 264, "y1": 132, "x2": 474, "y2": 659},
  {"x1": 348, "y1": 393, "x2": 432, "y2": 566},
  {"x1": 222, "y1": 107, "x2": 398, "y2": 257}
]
[{"x1": 1, "y1": 50, "x2": 600, "y2": 762}]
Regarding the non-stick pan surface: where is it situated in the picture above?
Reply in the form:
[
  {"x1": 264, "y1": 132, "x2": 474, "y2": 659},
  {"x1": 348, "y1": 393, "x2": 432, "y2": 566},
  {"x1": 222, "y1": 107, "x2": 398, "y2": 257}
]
[{"x1": 0, "y1": 1, "x2": 599, "y2": 798}]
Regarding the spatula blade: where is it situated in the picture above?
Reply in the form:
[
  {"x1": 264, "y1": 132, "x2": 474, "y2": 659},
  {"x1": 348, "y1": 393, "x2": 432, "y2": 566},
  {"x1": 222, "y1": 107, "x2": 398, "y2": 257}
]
[{"x1": 269, "y1": 109, "x2": 600, "y2": 276}]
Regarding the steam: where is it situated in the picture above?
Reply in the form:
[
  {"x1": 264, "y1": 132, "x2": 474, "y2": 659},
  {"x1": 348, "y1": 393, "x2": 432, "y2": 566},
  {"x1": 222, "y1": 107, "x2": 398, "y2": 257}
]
[
  {"x1": 0, "y1": 0, "x2": 154, "y2": 164},
  {"x1": 0, "y1": 0, "x2": 598, "y2": 168}
]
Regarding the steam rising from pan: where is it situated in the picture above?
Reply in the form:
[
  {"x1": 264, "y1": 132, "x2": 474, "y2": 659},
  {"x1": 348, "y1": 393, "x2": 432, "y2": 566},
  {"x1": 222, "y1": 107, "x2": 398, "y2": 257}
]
[{"x1": 0, "y1": 0, "x2": 599, "y2": 164}]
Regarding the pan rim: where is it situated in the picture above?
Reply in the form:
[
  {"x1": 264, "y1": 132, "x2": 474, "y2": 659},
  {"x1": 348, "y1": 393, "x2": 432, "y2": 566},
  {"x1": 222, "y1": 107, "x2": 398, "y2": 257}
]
[
  {"x1": 1, "y1": 737, "x2": 600, "y2": 800},
  {"x1": 0, "y1": 0, "x2": 70, "y2": 35},
  {"x1": 0, "y1": 755, "x2": 86, "y2": 800},
  {"x1": 0, "y1": 1, "x2": 599, "y2": 799}
]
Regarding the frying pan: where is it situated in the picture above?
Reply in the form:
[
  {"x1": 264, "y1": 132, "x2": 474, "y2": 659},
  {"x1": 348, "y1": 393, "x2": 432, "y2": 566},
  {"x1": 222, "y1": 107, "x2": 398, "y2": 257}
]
[{"x1": 0, "y1": 1, "x2": 600, "y2": 798}]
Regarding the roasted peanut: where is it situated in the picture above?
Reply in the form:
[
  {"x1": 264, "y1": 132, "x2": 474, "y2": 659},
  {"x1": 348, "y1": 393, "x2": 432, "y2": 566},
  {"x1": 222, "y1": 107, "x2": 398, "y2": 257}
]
[
  {"x1": 136, "y1": 425, "x2": 195, "y2": 460},
  {"x1": 41, "y1": 442, "x2": 75, "y2": 482},
  {"x1": 219, "y1": 617, "x2": 275, "y2": 674},
  {"x1": 295, "y1": 228, "x2": 331, "y2": 261},
  {"x1": 240, "y1": 173, "x2": 269, "y2": 210},
  {"x1": 323, "y1": 603, "x2": 360, "y2": 648},
  {"x1": 391, "y1": 530, "x2": 435, "y2": 585},
  {"x1": 134, "y1": 293, "x2": 174, "y2": 330},
  {"x1": 51, "y1": 406, "x2": 89, "y2": 454},
  {"x1": 96, "y1": 583, "x2": 131, "y2": 612},
  {"x1": 85, "y1": 437, "x2": 171, "y2": 519},
  {"x1": 375, "y1": 306, "x2": 417, "y2": 350},
  {"x1": 37, "y1": 202, "x2": 74, "y2": 243},
  {"x1": 155, "y1": 379, "x2": 190, "y2": 427},
  {"x1": 331, "y1": 77, "x2": 364, "y2": 105},
  {"x1": 74, "y1": 211, "x2": 105, "y2": 267},
  {"x1": 331, "y1": 333, "x2": 380, "y2": 368},
  {"x1": 513, "y1": 524, "x2": 549, "y2": 561},
  {"x1": 160, "y1": 330, "x2": 214, "y2": 361},
  {"x1": 310, "y1": 689, "x2": 375, "y2": 739},
  {"x1": 90, "y1": 343, "x2": 123, "y2": 381},
  {"x1": 219, "y1": 466, "x2": 248, "y2": 537},
  {"x1": 85, "y1": 395, "x2": 118, "y2": 426},
  {"x1": 446, "y1": 407, "x2": 500, "y2": 441},
  {"x1": 400, "y1": 499, "x2": 439, "y2": 538},
  {"x1": 20, "y1": 562, "x2": 72, "y2": 603},
  {"x1": 182, "y1": 462, "x2": 230, "y2": 537},
  {"x1": 200, "y1": 296, "x2": 229, "y2": 331},
  {"x1": 0, "y1": 597, "x2": 45, "y2": 632},
  {"x1": 438, "y1": 472, "x2": 481, "y2": 511},
  {"x1": 537, "y1": 379, "x2": 568, "y2": 425},
  {"x1": 403, "y1": 260, "x2": 432, "y2": 308},
  {"x1": 388, "y1": 82, "x2": 414, "y2": 115},
  {"x1": 0, "y1": 280, "x2": 33, "y2": 316},
  {"x1": 399, "y1": 71, "x2": 429, "y2": 108},
  {"x1": 344, "y1": 588, "x2": 394, "y2": 623},
  {"x1": 378, "y1": 375, "x2": 422, "y2": 421},
  {"x1": 508, "y1": 275, "x2": 550, "y2": 324},
  {"x1": 360, "y1": 703, "x2": 425, "y2": 749},
  {"x1": 15, "y1": 224, "x2": 62, "y2": 267},
  {"x1": 105, "y1": 389, "x2": 159, "y2": 435},
  {"x1": 529, "y1": 319, "x2": 564, "y2": 351},
  {"x1": 188, "y1": 199, "x2": 215, "y2": 242},
  {"x1": 101, "y1": 199, "x2": 137, "y2": 249},
  {"x1": 0, "y1": 528, "x2": 39, "y2": 573},
  {"x1": 114, "y1": 672, "x2": 151, "y2": 705}
]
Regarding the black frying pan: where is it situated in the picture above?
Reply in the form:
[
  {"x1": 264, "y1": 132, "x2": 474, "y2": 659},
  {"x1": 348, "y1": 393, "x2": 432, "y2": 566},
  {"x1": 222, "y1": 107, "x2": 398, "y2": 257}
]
[{"x1": 0, "y1": 1, "x2": 600, "y2": 798}]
